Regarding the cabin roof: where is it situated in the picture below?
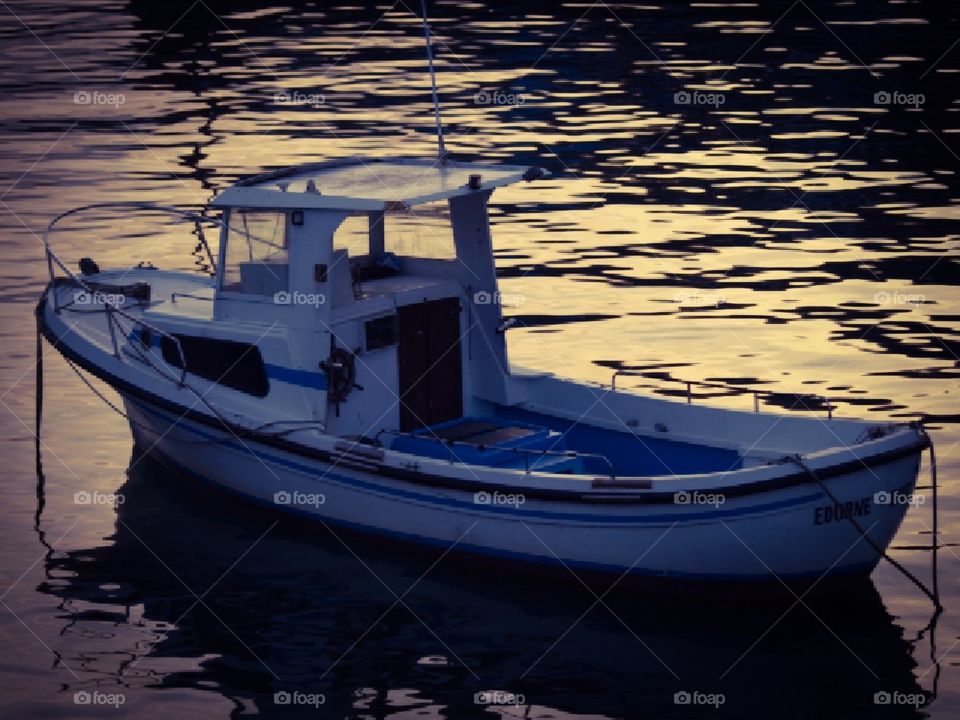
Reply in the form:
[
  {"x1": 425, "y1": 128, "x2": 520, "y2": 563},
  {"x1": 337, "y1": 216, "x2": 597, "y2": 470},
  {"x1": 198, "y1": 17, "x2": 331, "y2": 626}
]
[{"x1": 211, "y1": 157, "x2": 547, "y2": 211}]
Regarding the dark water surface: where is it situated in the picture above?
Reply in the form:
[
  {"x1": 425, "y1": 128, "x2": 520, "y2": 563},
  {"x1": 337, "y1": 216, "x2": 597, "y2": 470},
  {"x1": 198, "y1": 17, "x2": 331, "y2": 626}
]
[{"x1": 0, "y1": 0, "x2": 958, "y2": 717}]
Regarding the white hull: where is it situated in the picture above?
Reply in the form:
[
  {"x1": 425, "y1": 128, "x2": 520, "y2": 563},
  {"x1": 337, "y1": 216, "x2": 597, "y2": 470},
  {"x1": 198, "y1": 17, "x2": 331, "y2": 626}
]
[{"x1": 123, "y1": 395, "x2": 920, "y2": 581}]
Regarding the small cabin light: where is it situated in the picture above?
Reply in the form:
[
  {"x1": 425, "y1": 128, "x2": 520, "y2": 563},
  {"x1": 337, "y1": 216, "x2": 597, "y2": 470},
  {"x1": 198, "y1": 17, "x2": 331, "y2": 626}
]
[
  {"x1": 291, "y1": 210, "x2": 304, "y2": 225},
  {"x1": 468, "y1": 174, "x2": 482, "y2": 190},
  {"x1": 306, "y1": 179, "x2": 321, "y2": 194}
]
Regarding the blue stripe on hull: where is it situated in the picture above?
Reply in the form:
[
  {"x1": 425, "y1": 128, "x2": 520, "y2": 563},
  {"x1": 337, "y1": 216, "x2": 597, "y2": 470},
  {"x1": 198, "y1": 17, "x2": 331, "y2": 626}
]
[{"x1": 263, "y1": 363, "x2": 327, "y2": 389}]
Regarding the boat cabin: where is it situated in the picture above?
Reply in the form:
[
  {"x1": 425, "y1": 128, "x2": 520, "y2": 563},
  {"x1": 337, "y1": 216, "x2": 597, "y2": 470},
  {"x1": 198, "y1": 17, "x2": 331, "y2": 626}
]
[{"x1": 204, "y1": 157, "x2": 545, "y2": 440}]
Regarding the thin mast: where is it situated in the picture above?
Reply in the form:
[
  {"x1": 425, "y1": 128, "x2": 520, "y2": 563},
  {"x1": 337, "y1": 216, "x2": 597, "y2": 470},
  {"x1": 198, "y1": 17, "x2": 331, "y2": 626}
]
[{"x1": 420, "y1": 0, "x2": 447, "y2": 162}]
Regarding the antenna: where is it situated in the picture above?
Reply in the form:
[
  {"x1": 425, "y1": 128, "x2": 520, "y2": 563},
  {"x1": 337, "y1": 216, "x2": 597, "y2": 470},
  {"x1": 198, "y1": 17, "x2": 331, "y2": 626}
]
[{"x1": 420, "y1": 0, "x2": 447, "y2": 162}]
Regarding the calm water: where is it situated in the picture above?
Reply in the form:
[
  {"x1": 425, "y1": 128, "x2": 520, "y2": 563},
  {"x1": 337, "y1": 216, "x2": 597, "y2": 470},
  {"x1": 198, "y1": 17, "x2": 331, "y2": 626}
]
[{"x1": 0, "y1": 0, "x2": 958, "y2": 717}]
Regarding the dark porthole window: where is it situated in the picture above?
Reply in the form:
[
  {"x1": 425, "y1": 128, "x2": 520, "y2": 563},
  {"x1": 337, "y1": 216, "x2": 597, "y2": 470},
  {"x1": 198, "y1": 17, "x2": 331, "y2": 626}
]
[
  {"x1": 161, "y1": 335, "x2": 269, "y2": 397},
  {"x1": 365, "y1": 315, "x2": 399, "y2": 351}
]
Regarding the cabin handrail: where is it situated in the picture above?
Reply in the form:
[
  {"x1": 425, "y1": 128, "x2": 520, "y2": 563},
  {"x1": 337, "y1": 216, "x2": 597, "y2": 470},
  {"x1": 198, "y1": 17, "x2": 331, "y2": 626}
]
[
  {"x1": 106, "y1": 305, "x2": 189, "y2": 386},
  {"x1": 610, "y1": 369, "x2": 835, "y2": 419}
]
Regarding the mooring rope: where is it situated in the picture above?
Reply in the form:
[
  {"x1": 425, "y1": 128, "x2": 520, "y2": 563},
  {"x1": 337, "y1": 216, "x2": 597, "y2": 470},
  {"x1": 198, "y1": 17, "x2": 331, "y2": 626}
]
[
  {"x1": 789, "y1": 441, "x2": 942, "y2": 611},
  {"x1": 34, "y1": 312, "x2": 46, "y2": 536},
  {"x1": 928, "y1": 432, "x2": 940, "y2": 604}
]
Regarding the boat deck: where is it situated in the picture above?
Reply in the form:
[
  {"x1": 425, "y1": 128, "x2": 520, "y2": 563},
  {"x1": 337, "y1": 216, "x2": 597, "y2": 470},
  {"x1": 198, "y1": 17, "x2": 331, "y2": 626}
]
[{"x1": 389, "y1": 416, "x2": 585, "y2": 473}]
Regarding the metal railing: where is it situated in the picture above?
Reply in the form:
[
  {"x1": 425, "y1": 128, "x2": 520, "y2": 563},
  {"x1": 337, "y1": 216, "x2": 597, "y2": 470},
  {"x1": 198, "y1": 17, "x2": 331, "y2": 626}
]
[
  {"x1": 44, "y1": 202, "x2": 218, "y2": 287},
  {"x1": 106, "y1": 306, "x2": 188, "y2": 386},
  {"x1": 610, "y1": 370, "x2": 835, "y2": 419},
  {"x1": 42, "y1": 202, "x2": 221, "y2": 386}
]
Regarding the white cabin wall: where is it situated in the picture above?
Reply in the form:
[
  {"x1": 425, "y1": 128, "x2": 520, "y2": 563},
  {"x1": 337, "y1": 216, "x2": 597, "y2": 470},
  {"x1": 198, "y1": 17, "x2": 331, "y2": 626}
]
[
  {"x1": 212, "y1": 208, "x2": 353, "y2": 427},
  {"x1": 324, "y1": 342, "x2": 400, "y2": 438},
  {"x1": 285, "y1": 209, "x2": 353, "y2": 426},
  {"x1": 448, "y1": 190, "x2": 510, "y2": 405}
]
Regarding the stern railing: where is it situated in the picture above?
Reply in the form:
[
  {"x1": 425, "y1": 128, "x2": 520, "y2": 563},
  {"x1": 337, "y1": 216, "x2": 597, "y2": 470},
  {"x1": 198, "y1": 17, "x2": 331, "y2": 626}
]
[{"x1": 610, "y1": 369, "x2": 836, "y2": 419}]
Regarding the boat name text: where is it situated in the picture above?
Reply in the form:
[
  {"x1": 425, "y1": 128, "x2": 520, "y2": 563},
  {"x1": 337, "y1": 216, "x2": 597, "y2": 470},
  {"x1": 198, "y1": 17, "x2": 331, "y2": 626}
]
[{"x1": 813, "y1": 496, "x2": 872, "y2": 526}]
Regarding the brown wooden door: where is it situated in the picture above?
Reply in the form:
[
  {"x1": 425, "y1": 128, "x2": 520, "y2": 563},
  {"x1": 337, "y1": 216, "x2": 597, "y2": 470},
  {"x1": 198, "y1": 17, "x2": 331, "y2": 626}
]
[{"x1": 397, "y1": 298, "x2": 463, "y2": 431}]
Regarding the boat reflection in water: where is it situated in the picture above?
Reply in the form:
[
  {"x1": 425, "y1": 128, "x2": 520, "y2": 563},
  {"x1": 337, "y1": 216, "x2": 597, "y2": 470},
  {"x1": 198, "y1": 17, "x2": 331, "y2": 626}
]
[{"x1": 38, "y1": 450, "x2": 934, "y2": 719}]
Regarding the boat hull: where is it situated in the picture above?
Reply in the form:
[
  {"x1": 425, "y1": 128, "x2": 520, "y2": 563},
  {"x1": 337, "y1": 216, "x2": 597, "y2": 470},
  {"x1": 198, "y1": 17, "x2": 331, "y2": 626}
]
[{"x1": 123, "y1": 394, "x2": 922, "y2": 581}]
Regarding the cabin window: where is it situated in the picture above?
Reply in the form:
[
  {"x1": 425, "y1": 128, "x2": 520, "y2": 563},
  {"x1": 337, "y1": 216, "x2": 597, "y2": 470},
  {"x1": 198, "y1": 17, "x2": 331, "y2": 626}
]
[
  {"x1": 384, "y1": 200, "x2": 456, "y2": 260},
  {"x1": 221, "y1": 209, "x2": 288, "y2": 295},
  {"x1": 161, "y1": 335, "x2": 270, "y2": 397},
  {"x1": 331, "y1": 203, "x2": 455, "y2": 261},
  {"x1": 365, "y1": 314, "x2": 399, "y2": 351},
  {"x1": 332, "y1": 213, "x2": 372, "y2": 256}
]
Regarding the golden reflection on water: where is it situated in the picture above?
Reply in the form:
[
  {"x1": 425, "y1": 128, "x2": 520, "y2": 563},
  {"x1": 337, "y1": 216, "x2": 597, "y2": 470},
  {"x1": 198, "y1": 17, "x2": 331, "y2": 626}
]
[{"x1": 0, "y1": 1, "x2": 957, "y2": 717}]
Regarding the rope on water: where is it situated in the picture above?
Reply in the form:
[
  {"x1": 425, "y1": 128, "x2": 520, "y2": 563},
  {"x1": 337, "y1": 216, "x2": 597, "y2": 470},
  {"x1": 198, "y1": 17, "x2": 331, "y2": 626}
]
[
  {"x1": 789, "y1": 440, "x2": 941, "y2": 611},
  {"x1": 927, "y1": 431, "x2": 940, "y2": 604},
  {"x1": 34, "y1": 312, "x2": 46, "y2": 533}
]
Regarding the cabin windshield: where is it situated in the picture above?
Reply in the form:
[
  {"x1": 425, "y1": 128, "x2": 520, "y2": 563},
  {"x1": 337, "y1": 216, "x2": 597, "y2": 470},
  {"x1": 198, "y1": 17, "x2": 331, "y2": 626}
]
[
  {"x1": 332, "y1": 200, "x2": 455, "y2": 261},
  {"x1": 385, "y1": 201, "x2": 455, "y2": 260},
  {"x1": 221, "y1": 209, "x2": 288, "y2": 295}
]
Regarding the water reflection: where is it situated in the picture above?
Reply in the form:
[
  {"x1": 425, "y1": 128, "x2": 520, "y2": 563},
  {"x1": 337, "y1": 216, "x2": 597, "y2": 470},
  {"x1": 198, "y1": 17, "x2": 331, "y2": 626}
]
[
  {"x1": 34, "y1": 451, "x2": 936, "y2": 718},
  {"x1": 1, "y1": 0, "x2": 957, "y2": 717},
  {"x1": 1, "y1": 0, "x2": 955, "y2": 426}
]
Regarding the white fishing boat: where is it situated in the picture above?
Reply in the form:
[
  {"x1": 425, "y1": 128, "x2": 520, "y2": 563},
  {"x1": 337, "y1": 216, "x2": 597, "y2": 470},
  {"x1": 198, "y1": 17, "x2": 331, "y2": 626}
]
[
  {"x1": 36, "y1": 8, "x2": 935, "y2": 585},
  {"x1": 36, "y1": 153, "x2": 933, "y2": 582}
]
